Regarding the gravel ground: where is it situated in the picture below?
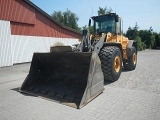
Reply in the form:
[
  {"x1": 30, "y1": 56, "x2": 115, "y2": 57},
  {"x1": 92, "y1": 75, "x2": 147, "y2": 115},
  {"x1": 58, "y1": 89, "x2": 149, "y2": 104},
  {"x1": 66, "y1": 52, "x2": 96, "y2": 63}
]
[
  {"x1": 0, "y1": 63, "x2": 30, "y2": 73},
  {"x1": 108, "y1": 49, "x2": 160, "y2": 94}
]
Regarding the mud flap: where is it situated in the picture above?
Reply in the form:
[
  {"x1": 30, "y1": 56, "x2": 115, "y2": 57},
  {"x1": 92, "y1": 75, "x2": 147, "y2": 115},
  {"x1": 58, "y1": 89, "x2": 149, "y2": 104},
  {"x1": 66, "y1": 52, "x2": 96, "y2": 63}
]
[{"x1": 19, "y1": 52, "x2": 104, "y2": 109}]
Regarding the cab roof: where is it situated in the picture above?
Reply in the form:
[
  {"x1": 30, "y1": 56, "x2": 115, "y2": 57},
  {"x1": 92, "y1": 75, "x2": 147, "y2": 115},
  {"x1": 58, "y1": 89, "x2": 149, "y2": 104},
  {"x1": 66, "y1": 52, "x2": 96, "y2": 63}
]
[{"x1": 91, "y1": 13, "x2": 117, "y2": 20}]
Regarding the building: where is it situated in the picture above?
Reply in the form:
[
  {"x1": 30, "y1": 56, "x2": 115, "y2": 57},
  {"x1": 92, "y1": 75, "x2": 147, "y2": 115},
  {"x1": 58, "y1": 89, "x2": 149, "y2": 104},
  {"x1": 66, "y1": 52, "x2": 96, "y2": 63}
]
[{"x1": 0, "y1": 0, "x2": 81, "y2": 67}]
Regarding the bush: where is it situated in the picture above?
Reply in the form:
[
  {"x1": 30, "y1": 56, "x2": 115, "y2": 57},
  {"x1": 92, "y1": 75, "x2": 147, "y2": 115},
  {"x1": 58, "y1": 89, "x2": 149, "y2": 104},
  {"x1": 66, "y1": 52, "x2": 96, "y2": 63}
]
[{"x1": 134, "y1": 36, "x2": 143, "y2": 51}]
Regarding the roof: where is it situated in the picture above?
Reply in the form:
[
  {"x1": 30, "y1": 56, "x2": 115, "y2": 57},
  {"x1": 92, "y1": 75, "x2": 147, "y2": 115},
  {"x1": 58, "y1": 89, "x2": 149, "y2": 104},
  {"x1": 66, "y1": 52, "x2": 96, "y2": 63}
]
[{"x1": 24, "y1": 0, "x2": 81, "y2": 35}]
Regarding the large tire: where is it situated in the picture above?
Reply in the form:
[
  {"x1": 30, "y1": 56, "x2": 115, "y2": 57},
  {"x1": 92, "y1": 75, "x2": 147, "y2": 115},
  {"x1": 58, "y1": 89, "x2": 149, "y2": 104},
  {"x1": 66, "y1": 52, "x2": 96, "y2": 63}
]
[
  {"x1": 99, "y1": 46, "x2": 122, "y2": 82},
  {"x1": 123, "y1": 46, "x2": 137, "y2": 70}
]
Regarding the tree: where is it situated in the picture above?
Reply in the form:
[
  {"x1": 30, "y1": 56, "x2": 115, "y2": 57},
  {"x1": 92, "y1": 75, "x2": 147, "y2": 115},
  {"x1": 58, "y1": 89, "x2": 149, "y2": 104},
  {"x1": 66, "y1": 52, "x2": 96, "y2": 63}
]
[
  {"x1": 98, "y1": 6, "x2": 112, "y2": 15},
  {"x1": 139, "y1": 28, "x2": 155, "y2": 49},
  {"x1": 51, "y1": 11, "x2": 64, "y2": 24},
  {"x1": 51, "y1": 9, "x2": 81, "y2": 32},
  {"x1": 126, "y1": 23, "x2": 145, "y2": 51},
  {"x1": 126, "y1": 24, "x2": 160, "y2": 50},
  {"x1": 133, "y1": 22, "x2": 139, "y2": 38},
  {"x1": 154, "y1": 33, "x2": 160, "y2": 48},
  {"x1": 126, "y1": 23, "x2": 139, "y2": 39},
  {"x1": 126, "y1": 26, "x2": 135, "y2": 40}
]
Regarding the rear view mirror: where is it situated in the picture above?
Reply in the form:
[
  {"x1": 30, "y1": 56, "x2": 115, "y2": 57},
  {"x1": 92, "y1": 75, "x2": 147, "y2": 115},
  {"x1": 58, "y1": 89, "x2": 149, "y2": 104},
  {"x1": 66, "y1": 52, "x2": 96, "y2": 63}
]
[
  {"x1": 88, "y1": 19, "x2": 91, "y2": 27},
  {"x1": 115, "y1": 15, "x2": 119, "y2": 22}
]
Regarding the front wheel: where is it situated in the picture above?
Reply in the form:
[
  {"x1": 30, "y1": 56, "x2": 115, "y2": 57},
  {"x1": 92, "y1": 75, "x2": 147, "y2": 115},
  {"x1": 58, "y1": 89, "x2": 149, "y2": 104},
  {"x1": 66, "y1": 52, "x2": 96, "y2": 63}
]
[{"x1": 99, "y1": 46, "x2": 122, "y2": 82}]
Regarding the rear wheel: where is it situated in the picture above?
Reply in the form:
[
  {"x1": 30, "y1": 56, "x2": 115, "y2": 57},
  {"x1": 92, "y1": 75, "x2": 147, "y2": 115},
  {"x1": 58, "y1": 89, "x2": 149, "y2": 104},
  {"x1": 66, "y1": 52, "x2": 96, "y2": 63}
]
[
  {"x1": 99, "y1": 46, "x2": 122, "y2": 82},
  {"x1": 123, "y1": 46, "x2": 137, "y2": 70}
]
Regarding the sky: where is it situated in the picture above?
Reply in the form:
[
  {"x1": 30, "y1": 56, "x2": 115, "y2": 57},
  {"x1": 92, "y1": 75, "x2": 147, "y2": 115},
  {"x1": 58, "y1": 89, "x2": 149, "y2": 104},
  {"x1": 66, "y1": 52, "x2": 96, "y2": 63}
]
[{"x1": 30, "y1": 0, "x2": 160, "y2": 33}]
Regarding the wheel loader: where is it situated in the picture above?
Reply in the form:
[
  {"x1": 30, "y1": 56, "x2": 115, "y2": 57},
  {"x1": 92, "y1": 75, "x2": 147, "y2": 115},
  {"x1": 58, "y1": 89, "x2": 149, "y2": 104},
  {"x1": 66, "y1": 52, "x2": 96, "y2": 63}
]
[{"x1": 20, "y1": 13, "x2": 137, "y2": 109}]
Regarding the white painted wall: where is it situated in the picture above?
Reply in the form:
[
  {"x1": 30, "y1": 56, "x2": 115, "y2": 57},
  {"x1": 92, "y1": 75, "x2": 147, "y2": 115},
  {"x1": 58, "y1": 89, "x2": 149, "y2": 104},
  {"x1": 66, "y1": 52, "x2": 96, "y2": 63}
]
[
  {"x1": 0, "y1": 20, "x2": 79, "y2": 67},
  {"x1": 0, "y1": 20, "x2": 12, "y2": 67}
]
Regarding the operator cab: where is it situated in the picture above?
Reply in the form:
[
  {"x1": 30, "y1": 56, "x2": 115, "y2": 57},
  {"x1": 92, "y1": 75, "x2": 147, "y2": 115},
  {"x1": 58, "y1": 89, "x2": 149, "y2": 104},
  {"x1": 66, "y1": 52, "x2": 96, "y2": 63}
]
[{"x1": 91, "y1": 13, "x2": 122, "y2": 35}]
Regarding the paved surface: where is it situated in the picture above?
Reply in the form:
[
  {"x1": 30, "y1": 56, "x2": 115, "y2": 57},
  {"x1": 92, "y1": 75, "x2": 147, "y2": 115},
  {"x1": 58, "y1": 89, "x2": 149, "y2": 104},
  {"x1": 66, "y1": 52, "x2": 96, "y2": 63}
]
[{"x1": 0, "y1": 49, "x2": 160, "y2": 120}]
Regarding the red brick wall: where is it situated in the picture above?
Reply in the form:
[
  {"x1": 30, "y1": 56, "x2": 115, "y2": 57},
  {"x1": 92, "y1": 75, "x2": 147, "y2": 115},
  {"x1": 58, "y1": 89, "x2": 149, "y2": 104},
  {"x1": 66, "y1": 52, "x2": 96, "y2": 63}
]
[
  {"x1": 0, "y1": 0, "x2": 81, "y2": 39},
  {"x1": 0, "y1": 0, "x2": 35, "y2": 24}
]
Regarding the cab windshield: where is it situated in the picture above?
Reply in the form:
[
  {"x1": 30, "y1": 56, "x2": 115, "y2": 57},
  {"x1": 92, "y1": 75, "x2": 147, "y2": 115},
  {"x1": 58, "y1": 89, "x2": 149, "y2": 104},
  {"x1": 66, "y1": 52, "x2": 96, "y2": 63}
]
[{"x1": 94, "y1": 16, "x2": 115, "y2": 35}]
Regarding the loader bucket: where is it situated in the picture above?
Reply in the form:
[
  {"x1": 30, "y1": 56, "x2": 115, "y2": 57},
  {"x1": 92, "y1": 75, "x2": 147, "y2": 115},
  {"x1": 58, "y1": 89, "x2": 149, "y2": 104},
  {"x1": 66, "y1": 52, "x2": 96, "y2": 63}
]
[{"x1": 20, "y1": 52, "x2": 104, "y2": 109}]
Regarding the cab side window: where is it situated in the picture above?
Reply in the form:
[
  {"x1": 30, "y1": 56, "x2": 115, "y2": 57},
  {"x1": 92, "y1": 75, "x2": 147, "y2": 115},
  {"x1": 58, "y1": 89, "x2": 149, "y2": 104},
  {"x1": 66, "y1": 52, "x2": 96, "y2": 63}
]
[{"x1": 117, "y1": 20, "x2": 121, "y2": 35}]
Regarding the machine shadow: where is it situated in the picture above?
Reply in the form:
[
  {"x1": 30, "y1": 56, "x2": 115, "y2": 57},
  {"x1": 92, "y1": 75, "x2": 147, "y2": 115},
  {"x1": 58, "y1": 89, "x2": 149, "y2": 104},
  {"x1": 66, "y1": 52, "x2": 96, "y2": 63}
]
[
  {"x1": 11, "y1": 87, "x2": 20, "y2": 92},
  {"x1": 11, "y1": 87, "x2": 35, "y2": 97},
  {"x1": 122, "y1": 68, "x2": 131, "y2": 72},
  {"x1": 104, "y1": 67, "x2": 131, "y2": 85},
  {"x1": 104, "y1": 81, "x2": 114, "y2": 85}
]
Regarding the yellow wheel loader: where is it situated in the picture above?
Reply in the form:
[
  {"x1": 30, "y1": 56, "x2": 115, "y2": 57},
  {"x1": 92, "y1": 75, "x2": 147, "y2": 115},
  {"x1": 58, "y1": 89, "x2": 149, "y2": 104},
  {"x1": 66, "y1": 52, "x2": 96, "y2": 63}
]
[
  {"x1": 20, "y1": 13, "x2": 137, "y2": 109},
  {"x1": 89, "y1": 13, "x2": 137, "y2": 81}
]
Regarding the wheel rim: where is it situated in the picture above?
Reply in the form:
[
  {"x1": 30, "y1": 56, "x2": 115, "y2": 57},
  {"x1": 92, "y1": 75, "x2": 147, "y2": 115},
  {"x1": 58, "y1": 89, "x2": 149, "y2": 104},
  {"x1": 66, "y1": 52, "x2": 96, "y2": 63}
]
[
  {"x1": 114, "y1": 56, "x2": 120, "y2": 72},
  {"x1": 133, "y1": 53, "x2": 137, "y2": 65}
]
